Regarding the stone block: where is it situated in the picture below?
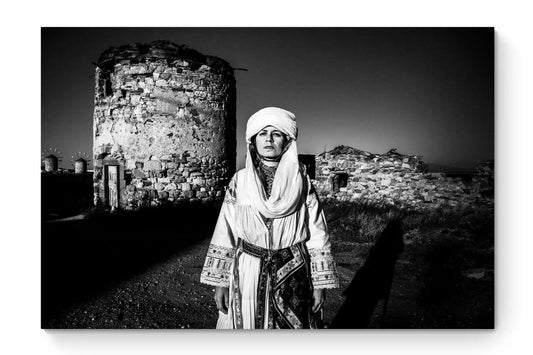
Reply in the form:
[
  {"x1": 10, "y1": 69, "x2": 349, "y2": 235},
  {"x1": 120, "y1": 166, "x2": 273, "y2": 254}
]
[
  {"x1": 193, "y1": 178, "x2": 205, "y2": 186},
  {"x1": 182, "y1": 190, "x2": 195, "y2": 198},
  {"x1": 145, "y1": 160, "x2": 162, "y2": 171},
  {"x1": 164, "y1": 183, "x2": 177, "y2": 191},
  {"x1": 148, "y1": 189, "x2": 158, "y2": 199},
  {"x1": 133, "y1": 169, "x2": 146, "y2": 179},
  {"x1": 131, "y1": 95, "x2": 141, "y2": 105}
]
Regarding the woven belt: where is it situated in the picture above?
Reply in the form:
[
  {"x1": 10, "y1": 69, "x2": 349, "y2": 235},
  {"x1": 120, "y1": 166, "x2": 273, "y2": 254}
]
[
  {"x1": 238, "y1": 239, "x2": 291, "y2": 258},
  {"x1": 232, "y1": 239, "x2": 307, "y2": 329}
]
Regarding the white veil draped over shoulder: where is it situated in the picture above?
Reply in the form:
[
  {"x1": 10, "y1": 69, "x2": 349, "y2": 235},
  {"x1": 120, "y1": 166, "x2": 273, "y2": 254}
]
[{"x1": 243, "y1": 107, "x2": 304, "y2": 219}]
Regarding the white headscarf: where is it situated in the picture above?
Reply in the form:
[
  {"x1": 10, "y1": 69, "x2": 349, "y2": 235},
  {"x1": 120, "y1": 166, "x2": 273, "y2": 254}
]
[{"x1": 244, "y1": 107, "x2": 304, "y2": 219}]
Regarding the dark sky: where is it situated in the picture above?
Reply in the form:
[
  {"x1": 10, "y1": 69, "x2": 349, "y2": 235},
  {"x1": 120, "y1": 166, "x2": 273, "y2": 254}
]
[{"x1": 41, "y1": 27, "x2": 493, "y2": 171}]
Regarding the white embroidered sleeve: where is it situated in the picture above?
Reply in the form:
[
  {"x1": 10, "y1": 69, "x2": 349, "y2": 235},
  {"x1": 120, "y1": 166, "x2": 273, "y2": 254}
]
[
  {"x1": 308, "y1": 248, "x2": 340, "y2": 289},
  {"x1": 305, "y1": 175, "x2": 340, "y2": 289},
  {"x1": 200, "y1": 244, "x2": 235, "y2": 287},
  {"x1": 200, "y1": 173, "x2": 238, "y2": 288}
]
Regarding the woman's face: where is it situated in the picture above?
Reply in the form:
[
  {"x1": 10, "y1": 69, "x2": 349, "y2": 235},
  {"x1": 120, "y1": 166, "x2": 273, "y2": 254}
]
[{"x1": 254, "y1": 126, "x2": 288, "y2": 159}]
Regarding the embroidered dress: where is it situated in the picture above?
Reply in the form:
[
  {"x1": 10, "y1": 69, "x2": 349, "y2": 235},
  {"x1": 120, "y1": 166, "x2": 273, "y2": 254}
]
[
  {"x1": 200, "y1": 168, "x2": 339, "y2": 329},
  {"x1": 200, "y1": 107, "x2": 339, "y2": 329}
]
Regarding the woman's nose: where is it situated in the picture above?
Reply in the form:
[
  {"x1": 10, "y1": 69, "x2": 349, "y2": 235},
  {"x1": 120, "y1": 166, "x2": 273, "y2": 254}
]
[{"x1": 265, "y1": 135, "x2": 273, "y2": 142}]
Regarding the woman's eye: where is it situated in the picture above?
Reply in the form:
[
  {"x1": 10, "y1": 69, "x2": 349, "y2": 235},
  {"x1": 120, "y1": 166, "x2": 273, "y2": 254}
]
[{"x1": 258, "y1": 131, "x2": 267, "y2": 136}]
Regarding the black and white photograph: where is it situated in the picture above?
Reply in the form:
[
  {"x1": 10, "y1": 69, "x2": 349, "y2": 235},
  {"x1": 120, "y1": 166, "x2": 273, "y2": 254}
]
[{"x1": 40, "y1": 27, "x2": 494, "y2": 330}]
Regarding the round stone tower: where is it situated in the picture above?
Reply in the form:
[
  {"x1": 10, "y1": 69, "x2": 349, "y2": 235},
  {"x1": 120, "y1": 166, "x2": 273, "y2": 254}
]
[
  {"x1": 74, "y1": 158, "x2": 87, "y2": 174},
  {"x1": 92, "y1": 40, "x2": 236, "y2": 210},
  {"x1": 43, "y1": 155, "x2": 58, "y2": 173}
]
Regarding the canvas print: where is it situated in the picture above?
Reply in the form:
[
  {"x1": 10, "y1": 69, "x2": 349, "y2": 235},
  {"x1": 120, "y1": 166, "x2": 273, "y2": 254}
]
[{"x1": 41, "y1": 27, "x2": 494, "y2": 329}]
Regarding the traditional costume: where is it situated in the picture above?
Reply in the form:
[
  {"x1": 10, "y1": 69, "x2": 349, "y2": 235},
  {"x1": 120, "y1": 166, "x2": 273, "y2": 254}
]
[{"x1": 200, "y1": 107, "x2": 339, "y2": 329}]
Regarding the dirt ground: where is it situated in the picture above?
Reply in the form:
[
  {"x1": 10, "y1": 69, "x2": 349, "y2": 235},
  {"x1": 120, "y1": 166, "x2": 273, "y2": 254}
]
[{"x1": 42, "y1": 203, "x2": 493, "y2": 329}]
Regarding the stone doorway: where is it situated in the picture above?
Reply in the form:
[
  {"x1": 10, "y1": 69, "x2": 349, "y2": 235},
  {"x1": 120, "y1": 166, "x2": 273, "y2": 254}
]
[
  {"x1": 330, "y1": 172, "x2": 349, "y2": 192},
  {"x1": 105, "y1": 165, "x2": 120, "y2": 210}
]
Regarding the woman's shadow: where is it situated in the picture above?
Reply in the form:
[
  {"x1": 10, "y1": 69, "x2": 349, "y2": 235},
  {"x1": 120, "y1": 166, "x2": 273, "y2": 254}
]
[{"x1": 330, "y1": 215, "x2": 404, "y2": 328}]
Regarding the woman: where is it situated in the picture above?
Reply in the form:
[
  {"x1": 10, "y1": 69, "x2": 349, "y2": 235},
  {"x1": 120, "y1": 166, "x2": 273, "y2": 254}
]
[{"x1": 200, "y1": 107, "x2": 339, "y2": 329}]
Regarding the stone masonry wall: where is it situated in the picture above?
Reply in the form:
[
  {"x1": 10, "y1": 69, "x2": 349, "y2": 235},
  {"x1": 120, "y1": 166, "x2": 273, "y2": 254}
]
[
  {"x1": 313, "y1": 146, "x2": 493, "y2": 211},
  {"x1": 93, "y1": 41, "x2": 236, "y2": 210}
]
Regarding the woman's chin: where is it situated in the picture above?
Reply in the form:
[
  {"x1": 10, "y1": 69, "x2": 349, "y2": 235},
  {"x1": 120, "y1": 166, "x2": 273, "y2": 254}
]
[{"x1": 259, "y1": 152, "x2": 279, "y2": 159}]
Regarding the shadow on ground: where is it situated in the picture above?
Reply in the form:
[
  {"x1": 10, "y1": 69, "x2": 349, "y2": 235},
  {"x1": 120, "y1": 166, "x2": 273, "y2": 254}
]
[
  {"x1": 330, "y1": 218, "x2": 404, "y2": 328},
  {"x1": 41, "y1": 203, "x2": 220, "y2": 328},
  {"x1": 324, "y1": 202, "x2": 494, "y2": 329}
]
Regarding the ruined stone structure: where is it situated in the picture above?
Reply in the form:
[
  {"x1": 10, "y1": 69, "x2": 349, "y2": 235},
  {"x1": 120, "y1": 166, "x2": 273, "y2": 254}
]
[
  {"x1": 43, "y1": 155, "x2": 59, "y2": 173},
  {"x1": 74, "y1": 158, "x2": 87, "y2": 174},
  {"x1": 313, "y1": 146, "x2": 493, "y2": 211},
  {"x1": 92, "y1": 41, "x2": 236, "y2": 210}
]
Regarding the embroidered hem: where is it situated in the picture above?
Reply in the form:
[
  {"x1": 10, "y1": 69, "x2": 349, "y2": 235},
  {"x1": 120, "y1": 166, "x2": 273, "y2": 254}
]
[
  {"x1": 223, "y1": 176, "x2": 237, "y2": 205},
  {"x1": 224, "y1": 191, "x2": 236, "y2": 205},
  {"x1": 200, "y1": 244, "x2": 235, "y2": 287},
  {"x1": 309, "y1": 248, "x2": 340, "y2": 289}
]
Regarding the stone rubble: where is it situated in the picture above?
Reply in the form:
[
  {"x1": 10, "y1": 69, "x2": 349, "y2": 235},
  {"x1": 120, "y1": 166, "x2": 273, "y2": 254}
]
[{"x1": 313, "y1": 146, "x2": 494, "y2": 211}]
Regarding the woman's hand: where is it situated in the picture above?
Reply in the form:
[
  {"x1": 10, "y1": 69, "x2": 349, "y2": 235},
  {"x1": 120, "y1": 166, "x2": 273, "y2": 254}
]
[
  {"x1": 215, "y1": 286, "x2": 230, "y2": 314},
  {"x1": 312, "y1": 288, "x2": 326, "y2": 313}
]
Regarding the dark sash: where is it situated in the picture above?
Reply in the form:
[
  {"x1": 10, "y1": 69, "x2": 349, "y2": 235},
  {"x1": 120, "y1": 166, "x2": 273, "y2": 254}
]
[{"x1": 233, "y1": 239, "x2": 316, "y2": 329}]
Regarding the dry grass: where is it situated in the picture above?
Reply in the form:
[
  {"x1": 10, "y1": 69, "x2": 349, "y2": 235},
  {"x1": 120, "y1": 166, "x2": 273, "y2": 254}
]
[
  {"x1": 323, "y1": 199, "x2": 493, "y2": 245},
  {"x1": 322, "y1": 199, "x2": 390, "y2": 244}
]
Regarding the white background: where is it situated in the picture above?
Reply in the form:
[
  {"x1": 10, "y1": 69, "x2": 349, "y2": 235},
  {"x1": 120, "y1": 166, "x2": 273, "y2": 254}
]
[{"x1": 0, "y1": 0, "x2": 531, "y2": 354}]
